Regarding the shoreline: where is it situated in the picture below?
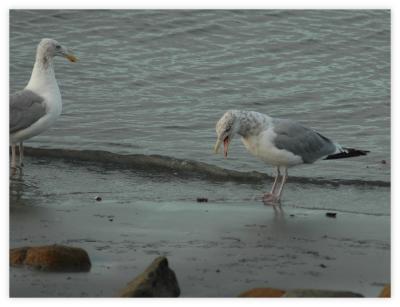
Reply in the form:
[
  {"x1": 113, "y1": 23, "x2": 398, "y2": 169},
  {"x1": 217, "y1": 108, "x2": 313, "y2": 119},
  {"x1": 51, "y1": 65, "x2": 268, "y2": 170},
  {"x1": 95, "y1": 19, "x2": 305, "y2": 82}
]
[
  {"x1": 10, "y1": 156, "x2": 390, "y2": 297},
  {"x1": 19, "y1": 146, "x2": 390, "y2": 187}
]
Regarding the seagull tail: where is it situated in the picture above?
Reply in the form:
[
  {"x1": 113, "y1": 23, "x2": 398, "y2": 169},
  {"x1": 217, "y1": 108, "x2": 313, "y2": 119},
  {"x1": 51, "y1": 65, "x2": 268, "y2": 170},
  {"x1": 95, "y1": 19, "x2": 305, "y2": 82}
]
[{"x1": 324, "y1": 147, "x2": 370, "y2": 160}]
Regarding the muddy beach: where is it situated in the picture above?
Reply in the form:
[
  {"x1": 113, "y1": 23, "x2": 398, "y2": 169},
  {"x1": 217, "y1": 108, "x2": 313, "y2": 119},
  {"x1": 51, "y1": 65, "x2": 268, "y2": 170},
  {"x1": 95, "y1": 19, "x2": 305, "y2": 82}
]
[{"x1": 10, "y1": 152, "x2": 390, "y2": 297}]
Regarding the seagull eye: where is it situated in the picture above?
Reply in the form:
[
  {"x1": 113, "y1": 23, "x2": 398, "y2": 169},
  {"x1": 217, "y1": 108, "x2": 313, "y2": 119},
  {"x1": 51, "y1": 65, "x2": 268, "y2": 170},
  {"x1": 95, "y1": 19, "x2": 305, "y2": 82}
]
[{"x1": 55, "y1": 45, "x2": 61, "y2": 50}]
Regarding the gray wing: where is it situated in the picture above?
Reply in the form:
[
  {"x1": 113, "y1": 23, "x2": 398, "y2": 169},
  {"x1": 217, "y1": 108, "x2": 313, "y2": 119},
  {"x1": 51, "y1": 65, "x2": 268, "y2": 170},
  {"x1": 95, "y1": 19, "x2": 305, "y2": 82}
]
[
  {"x1": 10, "y1": 90, "x2": 46, "y2": 133},
  {"x1": 272, "y1": 118, "x2": 337, "y2": 163}
]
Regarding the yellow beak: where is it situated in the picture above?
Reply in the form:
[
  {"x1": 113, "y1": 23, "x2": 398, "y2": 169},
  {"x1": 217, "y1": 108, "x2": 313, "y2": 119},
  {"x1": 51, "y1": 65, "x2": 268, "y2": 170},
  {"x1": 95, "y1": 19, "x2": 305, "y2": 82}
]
[
  {"x1": 65, "y1": 54, "x2": 78, "y2": 63},
  {"x1": 214, "y1": 139, "x2": 222, "y2": 154}
]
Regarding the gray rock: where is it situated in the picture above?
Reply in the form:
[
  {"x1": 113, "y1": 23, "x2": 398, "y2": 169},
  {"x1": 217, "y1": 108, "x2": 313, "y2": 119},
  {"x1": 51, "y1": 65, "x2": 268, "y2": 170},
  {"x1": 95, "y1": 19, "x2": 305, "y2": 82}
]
[
  {"x1": 118, "y1": 257, "x2": 180, "y2": 297},
  {"x1": 283, "y1": 289, "x2": 364, "y2": 297}
]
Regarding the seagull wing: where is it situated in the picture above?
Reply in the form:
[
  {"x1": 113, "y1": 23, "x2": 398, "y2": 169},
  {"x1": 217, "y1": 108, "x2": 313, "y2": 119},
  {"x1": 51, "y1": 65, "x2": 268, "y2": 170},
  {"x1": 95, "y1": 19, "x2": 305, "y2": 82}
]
[
  {"x1": 272, "y1": 118, "x2": 337, "y2": 163},
  {"x1": 10, "y1": 89, "x2": 46, "y2": 134}
]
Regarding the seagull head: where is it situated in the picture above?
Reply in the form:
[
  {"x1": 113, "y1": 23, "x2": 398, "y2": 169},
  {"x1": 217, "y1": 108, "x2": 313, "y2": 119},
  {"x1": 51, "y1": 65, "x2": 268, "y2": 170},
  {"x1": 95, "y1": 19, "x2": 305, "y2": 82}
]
[
  {"x1": 214, "y1": 110, "x2": 239, "y2": 158},
  {"x1": 37, "y1": 38, "x2": 78, "y2": 63}
]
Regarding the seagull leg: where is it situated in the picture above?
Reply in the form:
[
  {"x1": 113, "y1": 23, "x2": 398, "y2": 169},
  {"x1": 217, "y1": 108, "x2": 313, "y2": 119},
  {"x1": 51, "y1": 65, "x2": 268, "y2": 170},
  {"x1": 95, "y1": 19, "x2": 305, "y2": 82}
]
[
  {"x1": 11, "y1": 144, "x2": 17, "y2": 175},
  {"x1": 11, "y1": 144, "x2": 16, "y2": 167},
  {"x1": 275, "y1": 167, "x2": 288, "y2": 202},
  {"x1": 263, "y1": 167, "x2": 281, "y2": 204},
  {"x1": 19, "y1": 142, "x2": 24, "y2": 167},
  {"x1": 271, "y1": 167, "x2": 281, "y2": 194}
]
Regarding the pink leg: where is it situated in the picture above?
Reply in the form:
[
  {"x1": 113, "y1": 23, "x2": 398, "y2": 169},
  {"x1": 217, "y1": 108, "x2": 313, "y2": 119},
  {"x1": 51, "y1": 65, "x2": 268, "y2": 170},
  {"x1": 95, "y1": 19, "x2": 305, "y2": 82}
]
[
  {"x1": 11, "y1": 144, "x2": 17, "y2": 175},
  {"x1": 11, "y1": 144, "x2": 16, "y2": 168},
  {"x1": 19, "y1": 142, "x2": 24, "y2": 167},
  {"x1": 263, "y1": 167, "x2": 288, "y2": 205},
  {"x1": 263, "y1": 167, "x2": 281, "y2": 204},
  {"x1": 274, "y1": 167, "x2": 288, "y2": 202},
  {"x1": 270, "y1": 167, "x2": 281, "y2": 194}
]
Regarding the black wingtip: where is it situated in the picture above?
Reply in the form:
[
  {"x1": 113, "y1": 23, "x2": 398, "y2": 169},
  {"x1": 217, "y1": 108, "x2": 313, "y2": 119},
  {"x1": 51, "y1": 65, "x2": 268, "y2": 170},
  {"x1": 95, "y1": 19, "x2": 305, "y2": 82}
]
[{"x1": 324, "y1": 148, "x2": 370, "y2": 160}]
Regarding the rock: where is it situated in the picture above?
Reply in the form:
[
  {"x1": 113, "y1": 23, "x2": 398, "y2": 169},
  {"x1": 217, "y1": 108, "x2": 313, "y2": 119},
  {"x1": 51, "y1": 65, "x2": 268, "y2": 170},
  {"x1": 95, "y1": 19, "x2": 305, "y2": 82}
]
[
  {"x1": 10, "y1": 247, "x2": 29, "y2": 266},
  {"x1": 95, "y1": 196, "x2": 102, "y2": 201},
  {"x1": 118, "y1": 257, "x2": 180, "y2": 297},
  {"x1": 10, "y1": 245, "x2": 91, "y2": 272},
  {"x1": 239, "y1": 288, "x2": 286, "y2": 297},
  {"x1": 283, "y1": 289, "x2": 363, "y2": 297},
  {"x1": 196, "y1": 197, "x2": 208, "y2": 203},
  {"x1": 379, "y1": 284, "x2": 390, "y2": 297}
]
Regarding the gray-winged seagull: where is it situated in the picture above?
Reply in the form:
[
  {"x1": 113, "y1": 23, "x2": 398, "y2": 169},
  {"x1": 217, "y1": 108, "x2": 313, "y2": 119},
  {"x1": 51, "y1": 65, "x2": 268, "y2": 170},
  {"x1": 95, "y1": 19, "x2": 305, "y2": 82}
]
[
  {"x1": 214, "y1": 110, "x2": 369, "y2": 204},
  {"x1": 10, "y1": 38, "x2": 77, "y2": 171}
]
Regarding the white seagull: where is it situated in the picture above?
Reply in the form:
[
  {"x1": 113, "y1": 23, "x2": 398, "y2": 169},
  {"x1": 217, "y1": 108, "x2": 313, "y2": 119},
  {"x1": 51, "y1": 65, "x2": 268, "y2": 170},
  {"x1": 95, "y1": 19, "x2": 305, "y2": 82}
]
[
  {"x1": 10, "y1": 38, "x2": 77, "y2": 170},
  {"x1": 214, "y1": 110, "x2": 369, "y2": 204}
]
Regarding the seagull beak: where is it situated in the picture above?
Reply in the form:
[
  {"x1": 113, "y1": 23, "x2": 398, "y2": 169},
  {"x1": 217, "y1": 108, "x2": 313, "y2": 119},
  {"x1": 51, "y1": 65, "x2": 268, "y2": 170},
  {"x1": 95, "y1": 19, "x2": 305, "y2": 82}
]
[
  {"x1": 223, "y1": 137, "x2": 230, "y2": 158},
  {"x1": 61, "y1": 46, "x2": 78, "y2": 62},
  {"x1": 65, "y1": 53, "x2": 78, "y2": 63},
  {"x1": 214, "y1": 139, "x2": 222, "y2": 154}
]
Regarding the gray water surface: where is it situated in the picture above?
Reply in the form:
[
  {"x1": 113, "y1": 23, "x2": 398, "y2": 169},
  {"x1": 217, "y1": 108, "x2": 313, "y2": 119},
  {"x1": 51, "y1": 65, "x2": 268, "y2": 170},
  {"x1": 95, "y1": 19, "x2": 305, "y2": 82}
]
[{"x1": 10, "y1": 10, "x2": 390, "y2": 181}]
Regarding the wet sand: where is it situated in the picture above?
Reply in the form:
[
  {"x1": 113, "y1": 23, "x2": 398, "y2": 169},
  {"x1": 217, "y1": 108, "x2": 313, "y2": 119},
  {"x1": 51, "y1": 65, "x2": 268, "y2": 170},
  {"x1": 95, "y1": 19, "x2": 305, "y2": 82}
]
[{"x1": 10, "y1": 155, "x2": 390, "y2": 297}]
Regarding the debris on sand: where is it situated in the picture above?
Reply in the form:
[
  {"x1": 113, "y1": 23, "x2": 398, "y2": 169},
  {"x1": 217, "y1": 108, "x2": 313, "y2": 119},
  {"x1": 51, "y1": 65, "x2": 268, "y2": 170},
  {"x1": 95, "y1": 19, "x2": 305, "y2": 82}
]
[
  {"x1": 10, "y1": 244, "x2": 91, "y2": 272},
  {"x1": 118, "y1": 256, "x2": 180, "y2": 297},
  {"x1": 196, "y1": 197, "x2": 208, "y2": 203},
  {"x1": 325, "y1": 212, "x2": 337, "y2": 218}
]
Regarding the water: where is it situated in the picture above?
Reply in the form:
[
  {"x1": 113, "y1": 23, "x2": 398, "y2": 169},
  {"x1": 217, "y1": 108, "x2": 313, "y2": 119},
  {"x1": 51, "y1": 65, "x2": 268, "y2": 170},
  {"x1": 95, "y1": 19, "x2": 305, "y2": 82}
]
[{"x1": 10, "y1": 10, "x2": 390, "y2": 181}]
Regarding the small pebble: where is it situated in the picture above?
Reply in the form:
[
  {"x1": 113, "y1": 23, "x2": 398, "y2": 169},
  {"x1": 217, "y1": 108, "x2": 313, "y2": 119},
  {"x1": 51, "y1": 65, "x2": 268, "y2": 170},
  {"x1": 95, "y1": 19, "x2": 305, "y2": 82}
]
[
  {"x1": 326, "y1": 212, "x2": 337, "y2": 218},
  {"x1": 319, "y1": 264, "x2": 327, "y2": 268},
  {"x1": 108, "y1": 218, "x2": 113, "y2": 222},
  {"x1": 381, "y1": 160, "x2": 386, "y2": 164},
  {"x1": 216, "y1": 269, "x2": 220, "y2": 273},
  {"x1": 197, "y1": 197, "x2": 208, "y2": 203},
  {"x1": 95, "y1": 196, "x2": 102, "y2": 201}
]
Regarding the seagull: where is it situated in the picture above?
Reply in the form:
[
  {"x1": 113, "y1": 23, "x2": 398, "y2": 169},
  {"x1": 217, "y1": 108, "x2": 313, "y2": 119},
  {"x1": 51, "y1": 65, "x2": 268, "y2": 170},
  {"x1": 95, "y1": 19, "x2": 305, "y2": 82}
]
[
  {"x1": 214, "y1": 110, "x2": 369, "y2": 204},
  {"x1": 10, "y1": 38, "x2": 77, "y2": 171}
]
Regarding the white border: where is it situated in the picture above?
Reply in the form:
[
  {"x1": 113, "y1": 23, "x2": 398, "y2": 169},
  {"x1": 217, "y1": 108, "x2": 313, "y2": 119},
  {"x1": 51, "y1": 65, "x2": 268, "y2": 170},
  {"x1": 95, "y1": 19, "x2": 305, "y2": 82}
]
[{"x1": 2, "y1": 1, "x2": 397, "y2": 307}]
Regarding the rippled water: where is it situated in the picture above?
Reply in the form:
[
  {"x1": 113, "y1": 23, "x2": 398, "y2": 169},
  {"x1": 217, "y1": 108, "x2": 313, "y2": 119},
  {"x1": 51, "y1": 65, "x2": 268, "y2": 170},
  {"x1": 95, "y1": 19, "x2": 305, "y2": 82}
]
[{"x1": 9, "y1": 10, "x2": 390, "y2": 181}]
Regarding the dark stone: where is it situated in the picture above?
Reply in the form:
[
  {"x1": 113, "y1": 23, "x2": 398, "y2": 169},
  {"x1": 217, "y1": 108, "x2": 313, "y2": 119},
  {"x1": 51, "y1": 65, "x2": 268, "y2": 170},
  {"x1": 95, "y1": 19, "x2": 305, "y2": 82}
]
[
  {"x1": 118, "y1": 257, "x2": 180, "y2": 297},
  {"x1": 325, "y1": 212, "x2": 337, "y2": 218},
  {"x1": 95, "y1": 196, "x2": 102, "y2": 201},
  {"x1": 196, "y1": 197, "x2": 208, "y2": 203}
]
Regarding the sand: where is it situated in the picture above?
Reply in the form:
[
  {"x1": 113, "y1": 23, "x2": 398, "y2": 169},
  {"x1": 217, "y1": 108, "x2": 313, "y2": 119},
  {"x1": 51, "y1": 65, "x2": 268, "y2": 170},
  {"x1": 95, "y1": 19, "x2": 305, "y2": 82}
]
[{"x1": 9, "y1": 155, "x2": 390, "y2": 297}]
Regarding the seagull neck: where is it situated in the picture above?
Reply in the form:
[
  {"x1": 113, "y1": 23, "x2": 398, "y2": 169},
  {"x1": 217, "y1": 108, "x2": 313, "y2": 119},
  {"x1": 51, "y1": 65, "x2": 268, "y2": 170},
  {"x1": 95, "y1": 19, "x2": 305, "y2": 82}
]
[{"x1": 26, "y1": 55, "x2": 58, "y2": 94}]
